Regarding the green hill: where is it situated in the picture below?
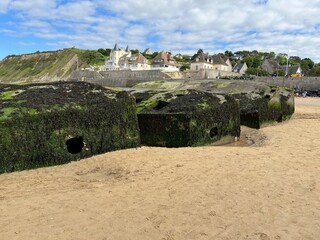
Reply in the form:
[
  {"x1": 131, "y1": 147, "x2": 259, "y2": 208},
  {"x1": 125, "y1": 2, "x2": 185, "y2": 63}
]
[{"x1": 0, "y1": 48, "x2": 106, "y2": 84}]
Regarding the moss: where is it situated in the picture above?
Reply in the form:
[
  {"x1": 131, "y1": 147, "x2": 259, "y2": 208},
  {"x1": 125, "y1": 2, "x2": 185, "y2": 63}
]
[
  {"x1": 16, "y1": 100, "x2": 27, "y2": 104},
  {"x1": 136, "y1": 98, "x2": 160, "y2": 114},
  {"x1": 0, "y1": 82, "x2": 140, "y2": 174},
  {"x1": 0, "y1": 107, "x2": 19, "y2": 121},
  {"x1": 137, "y1": 91, "x2": 241, "y2": 147},
  {"x1": 216, "y1": 82, "x2": 231, "y2": 89},
  {"x1": 104, "y1": 86, "x2": 123, "y2": 92},
  {"x1": 134, "y1": 80, "x2": 182, "y2": 90},
  {"x1": 173, "y1": 90, "x2": 187, "y2": 95},
  {"x1": 0, "y1": 90, "x2": 25, "y2": 100},
  {"x1": 197, "y1": 99, "x2": 209, "y2": 109},
  {"x1": 267, "y1": 99, "x2": 281, "y2": 109}
]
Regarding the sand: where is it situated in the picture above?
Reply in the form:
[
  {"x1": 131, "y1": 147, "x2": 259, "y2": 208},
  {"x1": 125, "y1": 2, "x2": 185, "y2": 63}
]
[{"x1": 1, "y1": 97, "x2": 320, "y2": 240}]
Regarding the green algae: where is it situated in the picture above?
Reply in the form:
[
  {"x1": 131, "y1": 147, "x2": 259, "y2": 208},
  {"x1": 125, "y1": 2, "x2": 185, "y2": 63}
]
[{"x1": 0, "y1": 90, "x2": 25, "y2": 100}]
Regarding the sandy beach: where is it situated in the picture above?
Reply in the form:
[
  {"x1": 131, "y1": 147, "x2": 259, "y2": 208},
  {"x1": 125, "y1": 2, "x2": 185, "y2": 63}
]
[{"x1": 1, "y1": 97, "x2": 320, "y2": 240}]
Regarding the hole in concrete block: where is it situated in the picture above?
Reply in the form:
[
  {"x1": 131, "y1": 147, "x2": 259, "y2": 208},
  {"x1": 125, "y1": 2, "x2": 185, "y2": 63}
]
[
  {"x1": 209, "y1": 127, "x2": 218, "y2": 138},
  {"x1": 135, "y1": 98, "x2": 143, "y2": 104},
  {"x1": 66, "y1": 136, "x2": 84, "y2": 154},
  {"x1": 153, "y1": 100, "x2": 169, "y2": 110}
]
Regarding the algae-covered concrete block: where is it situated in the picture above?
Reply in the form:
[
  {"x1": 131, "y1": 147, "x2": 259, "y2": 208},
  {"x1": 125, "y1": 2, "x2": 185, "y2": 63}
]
[
  {"x1": 0, "y1": 82, "x2": 140, "y2": 173},
  {"x1": 230, "y1": 86, "x2": 294, "y2": 128},
  {"x1": 133, "y1": 80, "x2": 295, "y2": 129},
  {"x1": 135, "y1": 89, "x2": 240, "y2": 147}
]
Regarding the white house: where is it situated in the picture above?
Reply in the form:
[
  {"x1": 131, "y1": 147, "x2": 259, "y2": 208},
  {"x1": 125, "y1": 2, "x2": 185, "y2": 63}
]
[
  {"x1": 118, "y1": 52, "x2": 151, "y2": 70},
  {"x1": 190, "y1": 52, "x2": 214, "y2": 70},
  {"x1": 103, "y1": 44, "x2": 131, "y2": 71},
  {"x1": 151, "y1": 51, "x2": 180, "y2": 72},
  {"x1": 190, "y1": 52, "x2": 231, "y2": 71}
]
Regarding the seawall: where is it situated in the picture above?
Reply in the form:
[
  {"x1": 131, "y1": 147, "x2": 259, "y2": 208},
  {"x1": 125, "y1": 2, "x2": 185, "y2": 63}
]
[
  {"x1": 69, "y1": 69, "x2": 172, "y2": 87},
  {"x1": 68, "y1": 69, "x2": 320, "y2": 92}
]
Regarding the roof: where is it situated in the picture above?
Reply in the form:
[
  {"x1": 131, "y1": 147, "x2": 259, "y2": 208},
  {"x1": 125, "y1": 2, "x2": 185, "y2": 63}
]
[
  {"x1": 191, "y1": 53, "x2": 228, "y2": 66},
  {"x1": 263, "y1": 59, "x2": 280, "y2": 69},
  {"x1": 191, "y1": 52, "x2": 210, "y2": 63},
  {"x1": 211, "y1": 55, "x2": 228, "y2": 66},
  {"x1": 233, "y1": 63, "x2": 245, "y2": 72},
  {"x1": 113, "y1": 43, "x2": 119, "y2": 51},
  {"x1": 280, "y1": 65, "x2": 301, "y2": 75},
  {"x1": 112, "y1": 43, "x2": 129, "y2": 52},
  {"x1": 152, "y1": 51, "x2": 177, "y2": 66},
  {"x1": 119, "y1": 52, "x2": 150, "y2": 65}
]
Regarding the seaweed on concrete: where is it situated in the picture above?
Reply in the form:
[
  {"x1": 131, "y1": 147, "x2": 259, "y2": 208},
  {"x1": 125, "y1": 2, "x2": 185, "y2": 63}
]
[
  {"x1": 134, "y1": 89, "x2": 240, "y2": 147},
  {"x1": 0, "y1": 81, "x2": 140, "y2": 173}
]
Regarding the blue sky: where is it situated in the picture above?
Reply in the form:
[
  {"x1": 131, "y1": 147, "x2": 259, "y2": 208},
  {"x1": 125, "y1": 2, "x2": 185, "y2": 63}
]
[{"x1": 1, "y1": 0, "x2": 320, "y2": 62}]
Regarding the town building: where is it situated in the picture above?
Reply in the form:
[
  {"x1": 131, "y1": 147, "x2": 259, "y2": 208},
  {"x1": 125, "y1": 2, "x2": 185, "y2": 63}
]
[
  {"x1": 103, "y1": 44, "x2": 131, "y2": 71},
  {"x1": 280, "y1": 65, "x2": 302, "y2": 77},
  {"x1": 190, "y1": 52, "x2": 231, "y2": 71},
  {"x1": 261, "y1": 59, "x2": 280, "y2": 74},
  {"x1": 232, "y1": 62, "x2": 248, "y2": 74},
  {"x1": 118, "y1": 52, "x2": 151, "y2": 70},
  {"x1": 151, "y1": 51, "x2": 179, "y2": 71}
]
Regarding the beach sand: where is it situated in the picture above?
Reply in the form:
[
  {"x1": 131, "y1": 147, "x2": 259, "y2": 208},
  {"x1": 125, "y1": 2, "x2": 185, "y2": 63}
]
[{"x1": 1, "y1": 97, "x2": 320, "y2": 240}]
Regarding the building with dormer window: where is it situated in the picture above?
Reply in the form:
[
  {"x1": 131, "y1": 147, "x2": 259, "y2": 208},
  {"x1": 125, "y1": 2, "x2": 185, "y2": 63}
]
[
  {"x1": 190, "y1": 51, "x2": 231, "y2": 71},
  {"x1": 103, "y1": 44, "x2": 131, "y2": 71},
  {"x1": 118, "y1": 52, "x2": 151, "y2": 70},
  {"x1": 151, "y1": 51, "x2": 179, "y2": 72}
]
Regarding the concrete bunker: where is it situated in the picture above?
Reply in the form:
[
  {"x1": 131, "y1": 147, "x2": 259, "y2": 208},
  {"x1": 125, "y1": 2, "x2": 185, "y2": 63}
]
[
  {"x1": 134, "y1": 89, "x2": 240, "y2": 147},
  {"x1": 0, "y1": 82, "x2": 140, "y2": 173},
  {"x1": 133, "y1": 80, "x2": 295, "y2": 129}
]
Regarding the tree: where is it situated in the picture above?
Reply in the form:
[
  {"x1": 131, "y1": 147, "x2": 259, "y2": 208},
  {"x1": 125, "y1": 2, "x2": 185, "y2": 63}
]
[
  {"x1": 275, "y1": 69, "x2": 286, "y2": 76},
  {"x1": 242, "y1": 56, "x2": 262, "y2": 68},
  {"x1": 276, "y1": 53, "x2": 288, "y2": 65},
  {"x1": 262, "y1": 52, "x2": 276, "y2": 60},
  {"x1": 180, "y1": 64, "x2": 190, "y2": 71},
  {"x1": 300, "y1": 58, "x2": 314, "y2": 72},
  {"x1": 130, "y1": 49, "x2": 139, "y2": 54},
  {"x1": 288, "y1": 56, "x2": 301, "y2": 66},
  {"x1": 307, "y1": 63, "x2": 320, "y2": 76},
  {"x1": 143, "y1": 52, "x2": 158, "y2": 60},
  {"x1": 246, "y1": 67, "x2": 270, "y2": 76},
  {"x1": 97, "y1": 48, "x2": 111, "y2": 56}
]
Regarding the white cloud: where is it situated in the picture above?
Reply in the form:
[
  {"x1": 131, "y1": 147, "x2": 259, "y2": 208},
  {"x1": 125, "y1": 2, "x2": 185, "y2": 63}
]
[
  {"x1": 0, "y1": 0, "x2": 11, "y2": 13},
  {"x1": 1, "y1": 0, "x2": 320, "y2": 62}
]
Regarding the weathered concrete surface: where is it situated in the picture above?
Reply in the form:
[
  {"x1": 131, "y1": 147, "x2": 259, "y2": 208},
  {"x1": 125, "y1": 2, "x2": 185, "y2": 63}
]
[
  {"x1": 133, "y1": 89, "x2": 240, "y2": 147},
  {"x1": 132, "y1": 79, "x2": 295, "y2": 129},
  {"x1": 0, "y1": 82, "x2": 140, "y2": 173}
]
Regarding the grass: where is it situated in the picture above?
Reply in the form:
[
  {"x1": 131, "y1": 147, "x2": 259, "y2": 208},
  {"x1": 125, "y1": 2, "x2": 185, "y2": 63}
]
[{"x1": 0, "y1": 48, "x2": 106, "y2": 83}]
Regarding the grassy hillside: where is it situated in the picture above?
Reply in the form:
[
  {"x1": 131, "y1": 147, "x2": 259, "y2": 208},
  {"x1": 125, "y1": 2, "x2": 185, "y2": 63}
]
[{"x1": 0, "y1": 48, "x2": 107, "y2": 84}]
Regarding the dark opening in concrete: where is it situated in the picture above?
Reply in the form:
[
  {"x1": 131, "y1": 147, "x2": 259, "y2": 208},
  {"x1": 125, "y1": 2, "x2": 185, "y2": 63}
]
[
  {"x1": 135, "y1": 98, "x2": 143, "y2": 104},
  {"x1": 153, "y1": 100, "x2": 169, "y2": 110},
  {"x1": 209, "y1": 127, "x2": 218, "y2": 138},
  {"x1": 66, "y1": 136, "x2": 84, "y2": 154}
]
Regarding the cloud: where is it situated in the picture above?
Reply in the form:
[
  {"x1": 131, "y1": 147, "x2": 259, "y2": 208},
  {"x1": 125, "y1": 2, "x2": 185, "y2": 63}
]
[
  {"x1": 1, "y1": 0, "x2": 320, "y2": 62},
  {"x1": 0, "y1": 0, "x2": 11, "y2": 13}
]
